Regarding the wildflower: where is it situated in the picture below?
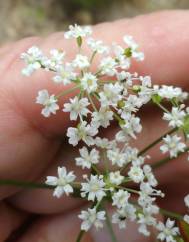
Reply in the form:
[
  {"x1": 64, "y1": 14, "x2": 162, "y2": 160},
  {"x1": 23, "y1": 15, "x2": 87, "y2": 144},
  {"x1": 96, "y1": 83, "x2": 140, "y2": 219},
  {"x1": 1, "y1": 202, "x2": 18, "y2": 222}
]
[
  {"x1": 119, "y1": 114, "x2": 142, "y2": 139},
  {"x1": 109, "y1": 171, "x2": 124, "y2": 186},
  {"x1": 99, "y1": 57, "x2": 117, "y2": 76},
  {"x1": 78, "y1": 208, "x2": 105, "y2": 231},
  {"x1": 87, "y1": 38, "x2": 109, "y2": 54},
  {"x1": 45, "y1": 166, "x2": 75, "y2": 198},
  {"x1": 143, "y1": 165, "x2": 158, "y2": 187},
  {"x1": 157, "y1": 85, "x2": 187, "y2": 101},
  {"x1": 67, "y1": 121, "x2": 98, "y2": 146},
  {"x1": 107, "y1": 148, "x2": 127, "y2": 167},
  {"x1": 64, "y1": 24, "x2": 92, "y2": 39},
  {"x1": 163, "y1": 106, "x2": 186, "y2": 128},
  {"x1": 75, "y1": 146, "x2": 99, "y2": 169},
  {"x1": 112, "y1": 204, "x2": 136, "y2": 229},
  {"x1": 72, "y1": 54, "x2": 90, "y2": 69},
  {"x1": 92, "y1": 107, "x2": 113, "y2": 128},
  {"x1": 53, "y1": 63, "x2": 77, "y2": 85},
  {"x1": 95, "y1": 137, "x2": 116, "y2": 149},
  {"x1": 81, "y1": 175, "x2": 106, "y2": 201},
  {"x1": 123, "y1": 35, "x2": 144, "y2": 61},
  {"x1": 157, "y1": 219, "x2": 179, "y2": 242},
  {"x1": 160, "y1": 135, "x2": 186, "y2": 158},
  {"x1": 112, "y1": 190, "x2": 130, "y2": 208},
  {"x1": 128, "y1": 165, "x2": 144, "y2": 183},
  {"x1": 99, "y1": 83, "x2": 123, "y2": 107},
  {"x1": 138, "y1": 211, "x2": 156, "y2": 237},
  {"x1": 63, "y1": 96, "x2": 90, "y2": 121},
  {"x1": 113, "y1": 43, "x2": 131, "y2": 69},
  {"x1": 36, "y1": 89, "x2": 59, "y2": 117},
  {"x1": 80, "y1": 72, "x2": 98, "y2": 93},
  {"x1": 21, "y1": 46, "x2": 43, "y2": 76},
  {"x1": 42, "y1": 49, "x2": 65, "y2": 70}
]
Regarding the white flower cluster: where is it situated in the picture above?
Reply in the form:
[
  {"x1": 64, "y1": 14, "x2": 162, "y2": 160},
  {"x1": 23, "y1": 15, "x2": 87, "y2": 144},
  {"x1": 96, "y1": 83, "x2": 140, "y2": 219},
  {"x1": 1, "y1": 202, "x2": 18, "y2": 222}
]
[{"x1": 21, "y1": 24, "x2": 189, "y2": 241}]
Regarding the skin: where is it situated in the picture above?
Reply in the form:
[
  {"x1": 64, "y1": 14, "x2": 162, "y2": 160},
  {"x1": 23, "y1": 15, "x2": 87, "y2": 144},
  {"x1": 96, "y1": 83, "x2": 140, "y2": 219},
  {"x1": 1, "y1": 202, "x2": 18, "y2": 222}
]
[{"x1": 0, "y1": 10, "x2": 189, "y2": 242}]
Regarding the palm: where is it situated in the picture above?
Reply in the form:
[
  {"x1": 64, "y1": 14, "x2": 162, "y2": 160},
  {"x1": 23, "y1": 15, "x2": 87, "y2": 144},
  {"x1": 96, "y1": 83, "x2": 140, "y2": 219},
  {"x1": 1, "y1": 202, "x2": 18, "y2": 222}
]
[{"x1": 0, "y1": 10, "x2": 189, "y2": 242}]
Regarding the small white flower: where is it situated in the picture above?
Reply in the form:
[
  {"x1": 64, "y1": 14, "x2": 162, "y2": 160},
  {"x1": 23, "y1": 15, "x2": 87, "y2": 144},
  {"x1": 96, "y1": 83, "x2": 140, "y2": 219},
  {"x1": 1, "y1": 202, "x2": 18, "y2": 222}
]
[
  {"x1": 112, "y1": 204, "x2": 136, "y2": 229},
  {"x1": 21, "y1": 46, "x2": 43, "y2": 76},
  {"x1": 42, "y1": 49, "x2": 65, "y2": 70},
  {"x1": 76, "y1": 146, "x2": 99, "y2": 169},
  {"x1": 143, "y1": 165, "x2": 158, "y2": 187},
  {"x1": 53, "y1": 63, "x2": 77, "y2": 85},
  {"x1": 80, "y1": 72, "x2": 98, "y2": 93},
  {"x1": 87, "y1": 38, "x2": 109, "y2": 54},
  {"x1": 99, "y1": 83, "x2": 123, "y2": 107},
  {"x1": 109, "y1": 171, "x2": 124, "y2": 186},
  {"x1": 128, "y1": 165, "x2": 144, "y2": 183},
  {"x1": 123, "y1": 35, "x2": 144, "y2": 61},
  {"x1": 184, "y1": 194, "x2": 189, "y2": 208},
  {"x1": 107, "y1": 148, "x2": 127, "y2": 167},
  {"x1": 112, "y1": 190, "x2": 130, "y2": 208},
  {"x1": 160, "y1": 135, "x2": 186, "y2": 158},
  {"x1": 157, "y1": 85, "x2": 187, "y2": 101},
  {"x1": 157, "y1": 219, "x2": 179, "y2": 242},
  {"x1": 120, "y1": 95, "x2": 141, "y2": 113},
  {"x1": 99, "y1": 57, "x2": 117, "y2": 76},
  {"x1": 64, "y1": 24, "x2": 92, "y2": 39},
  {"x1": 137, "y1": 211, "x2": 157, "y2": 237},
  {"x1": 92, "y1": 107, "x2": 113, "y2": 128},
  {"x1": 118, "y1": 114, "x2": 142, "y2": 139},
  {"x1": 81, "y1": 175, "x2": 106, "y2": 201},
  {"x1": 139, "y1": 182, "x2": 163, "y2": 210},
  {"x1": 45, "y1": 166, "x2": 76, "y2": 198},
  {"x1": 67, "y1": 121, "x2": 98, "y2": 146},
  {"x1": 113, "y1": 43, "x2": 131, "y2": 69},
  {"x1": 63, "y1": 96, "x2": 90, "y2": 121},
  {"x1": 78, "y1": 207, "x2": 105, "y2": 231},
  {"x1": 163, "y1": 107, "x2": 186, "y2": 128},
  {"x1": 72, "y1": 54, "x2": 90, "y2": 69},
  {"x1": 95, "y1": 137, "x2": 116, "y2": 149},
  {"x1": 36, "y1": 90, "x2": 59, "y2": 117}
]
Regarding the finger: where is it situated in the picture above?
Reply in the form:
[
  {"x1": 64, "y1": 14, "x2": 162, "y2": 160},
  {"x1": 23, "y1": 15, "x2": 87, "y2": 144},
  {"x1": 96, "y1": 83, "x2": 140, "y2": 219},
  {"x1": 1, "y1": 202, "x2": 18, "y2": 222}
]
[
  {"x1": 16, "y1": 208, "x2": 94, "y2": 242},
  {"x1": 0, "y1": 202, "x2": 27, "y2": 241},
  {"x1": 8, "y1": 142, "x2": 87, "y2": 214}
]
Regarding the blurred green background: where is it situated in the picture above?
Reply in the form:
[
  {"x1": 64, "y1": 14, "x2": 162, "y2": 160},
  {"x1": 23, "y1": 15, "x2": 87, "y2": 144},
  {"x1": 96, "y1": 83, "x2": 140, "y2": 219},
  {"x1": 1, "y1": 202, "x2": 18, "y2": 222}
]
[{"x1": 0, "y1": 0, "x2": 189, "y2": 44}]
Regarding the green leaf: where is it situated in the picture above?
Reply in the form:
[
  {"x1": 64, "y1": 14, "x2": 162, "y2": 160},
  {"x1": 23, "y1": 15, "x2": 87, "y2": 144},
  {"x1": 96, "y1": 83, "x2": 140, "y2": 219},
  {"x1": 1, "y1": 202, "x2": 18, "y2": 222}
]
[{"x1": 178, "y1": 220, "x2": 189, "y2": 241}]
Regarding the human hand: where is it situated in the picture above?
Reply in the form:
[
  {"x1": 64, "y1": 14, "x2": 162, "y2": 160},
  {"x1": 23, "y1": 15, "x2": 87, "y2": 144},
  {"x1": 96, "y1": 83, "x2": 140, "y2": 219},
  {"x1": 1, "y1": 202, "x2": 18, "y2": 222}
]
[{"x1": 0, "y1": 10, "x2": 189, "y2": 242}]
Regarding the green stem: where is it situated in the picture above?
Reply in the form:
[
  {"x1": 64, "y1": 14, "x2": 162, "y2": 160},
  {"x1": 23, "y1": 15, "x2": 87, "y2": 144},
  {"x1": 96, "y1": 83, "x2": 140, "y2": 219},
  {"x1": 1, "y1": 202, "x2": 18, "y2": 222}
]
[
  {"x1": 0, "y1": 179, "x2": 81, "y2": 198},
  {"x1": 160, "y1": 208, "x2": 183, "y2": 220},
  {"x1": 89, "y1": 51, "x2": 97, "y2": 64},
  {"x1": 91, "y1": 164, "x2": 101, "y2": 175},
  {"x1": 56, "y1": 84, "x2": 80, "y2": 99},
  {"x1": 156, "y1": 102, "x2": 170, "y2": 113},
  {"x1": 152, "y1": 146, "x2": 189, "y2": 170},
  {"x1": 76, "y1": 230, "x2": 85, "y2": 242},
  {"x1": 0, "y1": 179, "x2": 54, "y2": 189},
  {"x1": 102, "y1": 149, "x2": 109, "y2": 175},
  {"x1": 138, "y1": 127, "x2": 177, "y2": 156},
  {"x1": 88, "y1": 93, "x2": 98, "y2": 112},
  {"x1": 104, "y1": 207, "x2": 119, "y2": 242}
]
